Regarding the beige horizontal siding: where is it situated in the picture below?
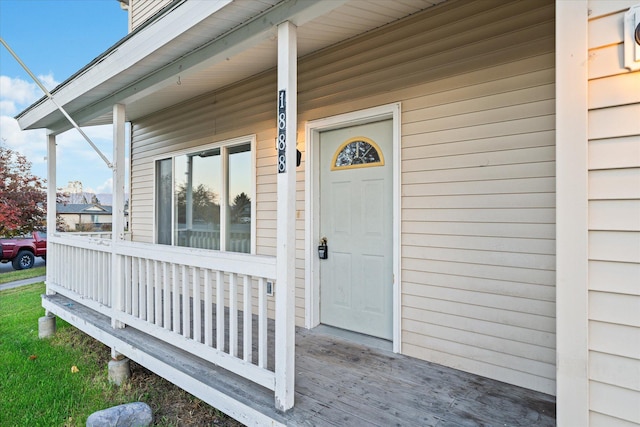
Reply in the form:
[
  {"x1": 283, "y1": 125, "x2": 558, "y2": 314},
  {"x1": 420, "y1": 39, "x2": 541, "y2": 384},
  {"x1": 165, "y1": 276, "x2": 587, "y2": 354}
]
[
  {"x1": 130, "y1": 0, "x2": 171, "y2": 31},
  {"x1": 587, "y1": 2, "x2": 640, "y2": 425},
  {"x1": 129, "y1": 0, "x2": 556, "y2": 394}
]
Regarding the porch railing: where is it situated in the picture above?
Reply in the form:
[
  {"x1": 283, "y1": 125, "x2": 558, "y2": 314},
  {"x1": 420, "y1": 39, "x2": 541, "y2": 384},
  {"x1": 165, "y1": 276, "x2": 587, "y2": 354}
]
[{"x1": 46, "y1": 232, "x2": 277, "y2": 391}]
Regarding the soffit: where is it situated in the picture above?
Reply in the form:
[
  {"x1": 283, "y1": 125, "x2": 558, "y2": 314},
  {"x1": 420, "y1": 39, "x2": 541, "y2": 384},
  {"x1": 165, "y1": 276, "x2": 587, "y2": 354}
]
[{"x1": 17, "y1": 0, "x2": 448, "y2": 133}]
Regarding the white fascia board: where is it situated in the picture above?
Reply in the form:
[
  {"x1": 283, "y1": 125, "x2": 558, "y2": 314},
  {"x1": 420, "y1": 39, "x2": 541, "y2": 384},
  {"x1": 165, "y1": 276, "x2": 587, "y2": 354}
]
[{"x1": 17, "y1": 0, "x2": 232, "y2": 131}]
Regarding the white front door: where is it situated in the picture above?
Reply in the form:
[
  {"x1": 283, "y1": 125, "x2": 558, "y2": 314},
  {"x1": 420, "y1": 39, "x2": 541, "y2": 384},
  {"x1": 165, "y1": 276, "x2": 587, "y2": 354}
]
[{"x1": 319, "y1": 119, "x2": 393, "y2": 340}]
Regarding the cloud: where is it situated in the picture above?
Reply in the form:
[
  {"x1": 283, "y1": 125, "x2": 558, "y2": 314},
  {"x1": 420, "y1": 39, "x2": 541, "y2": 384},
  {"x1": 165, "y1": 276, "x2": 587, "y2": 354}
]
[
  {"x1": 0, "y1": 73, "x2": 57, "y2": 108},
  {"x1": 96, "y1": 178, "x2": 113, "y2": 194},
  {"x1": 1, "y1": 74, "x2": 119, "y2": 194},
  {"x1": 0, "y1": 73, "x2": 60, "y2": 165},
  {"x1": 0, "y1": 114, "x2": 47, "y2": 163}
]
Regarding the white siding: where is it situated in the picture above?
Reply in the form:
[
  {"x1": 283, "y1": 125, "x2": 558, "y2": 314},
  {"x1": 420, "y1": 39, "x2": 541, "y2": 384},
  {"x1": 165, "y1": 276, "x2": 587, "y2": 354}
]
[
  {"x1": 129, "y1": 0, "x2": 556, "y2": 394},
  {"x1": 587, "y1": 1, "x2": 640, "y2": 425},
  {"x1": 130, "y1": 0, "x2": 172, "y2": 31}
]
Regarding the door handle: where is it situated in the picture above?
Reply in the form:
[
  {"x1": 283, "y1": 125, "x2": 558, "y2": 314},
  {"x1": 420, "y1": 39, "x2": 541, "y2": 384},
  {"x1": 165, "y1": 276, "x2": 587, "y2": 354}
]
[{"x1": 318, "y1": 237, "x2": 328, "y2": 259}]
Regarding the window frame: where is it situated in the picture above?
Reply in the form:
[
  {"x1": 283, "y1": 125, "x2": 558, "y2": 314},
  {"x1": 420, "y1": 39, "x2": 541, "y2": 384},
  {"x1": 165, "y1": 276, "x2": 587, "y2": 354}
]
[{"x1": 153, "y1": 135, "x2": 257, "y2": 254}]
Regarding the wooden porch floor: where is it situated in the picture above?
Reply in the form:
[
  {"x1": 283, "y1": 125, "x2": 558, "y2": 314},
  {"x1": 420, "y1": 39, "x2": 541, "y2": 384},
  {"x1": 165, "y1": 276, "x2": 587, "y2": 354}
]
[{"x1": 43, "y1": 293, "x2": 555, "y2": 426}]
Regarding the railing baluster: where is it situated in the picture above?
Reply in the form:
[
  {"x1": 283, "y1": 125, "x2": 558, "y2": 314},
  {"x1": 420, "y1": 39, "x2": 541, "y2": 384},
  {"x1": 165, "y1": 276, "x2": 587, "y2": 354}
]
[
  {"x1": 172, "y1": 263, "x2": 179, "y2": 333},
  {"x1": 79, "y1": 247, "x2": 82, "y2": 294},
  {"x1": 80, "y1": 248, "x2": 85, "y2": 299},
  {"x1": 132, "y1": 258, "x2": 139, "y2": 317},
  {"x1": 62, "y1": 245, "x2": 66, "y2": 289},
  {"x1": 125, "y1": 255, "x2": 132, "y2": 314},
  {"x1": 230, "y1": 272, "x2": 238, "y2": 357},
  {"x1": 95, "y1": 250, "x2": 99, "y2": 303},
  {"x1": 163, "y1": 262, "x2": 170, "y2": 329},
  {"x1": 92, "y1": 248, "x2": 96, "y2": 298},
  {"x1": 91, "y1": 248, "x2": 95, "y2": 298},
  {"x1": 139, "y1": 258, "x2": 146, "y2": 319},
  {"x1": 243, "y1": 275, "x2": 252, "y2": 363},
  {"x1": 97, "y1": 251, "x2": 103, "y2": 303},
  {"x1": 70, "y1": 247, "x2": 75, "y2": 293},
  {"x1": 103, "y1": 251, "x2": 107, "y2": 304},
  {"x1": 103, "y1": 252, "x2": 106, "y2": 306},
  {"x1": 182, "y1": 265, "x2": 190, "y2": 338},
  {"x1": 154, "y1": 260, "x2": 162, "y2": 326},
  {"x1": 216, "y1": 270, "x2": 224, "y2": 352},
  {"x1": 193, "y1": 267, "x2": 201, "y2": 343},
  {"x1": 204, "y1": 269, "x2": 212, "y2": 347},
  {"x1": 146, "y1": 259, "x2": 153, "y2": 322},
  {"x1": 258, "y1": 277, "x2": 267, "y2": 369},
  {"x1": 104, "y1": 252, "x2": 109, "y2": 305}
]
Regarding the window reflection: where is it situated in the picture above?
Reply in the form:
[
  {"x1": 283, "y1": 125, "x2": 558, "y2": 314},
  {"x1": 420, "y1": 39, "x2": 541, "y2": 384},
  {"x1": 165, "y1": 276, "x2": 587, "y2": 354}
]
[
  {"x1": 227, "y1": 144, "x2": 251, "y2": 253},
  {"x1": 156, "y1": 158, "x2": 172, "y2": 245},
  {"x1": 156, "y1": 142, "x2": 252, "y2": 253},
  {"x1": 174, "y1": 149, "x2": 221, "y2": 250}
]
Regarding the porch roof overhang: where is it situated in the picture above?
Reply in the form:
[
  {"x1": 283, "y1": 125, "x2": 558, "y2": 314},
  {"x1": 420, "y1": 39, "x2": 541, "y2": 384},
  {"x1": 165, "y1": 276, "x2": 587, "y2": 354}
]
[{"x1": 15, "y1": 0, "x2": 447, "y2": 135}]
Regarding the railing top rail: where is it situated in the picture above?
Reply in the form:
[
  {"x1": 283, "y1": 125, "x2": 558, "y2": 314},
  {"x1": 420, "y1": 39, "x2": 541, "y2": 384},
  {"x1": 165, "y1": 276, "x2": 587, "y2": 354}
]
[
  {"x1": 49, "y1": 233, "x2": 276, "y2": 279},
  {"x1": 116, "y1": 240, "x2": 276, "y2": 278},
  {"x1": 49, "y1": 233, "x2": 113, "y2": 252}
]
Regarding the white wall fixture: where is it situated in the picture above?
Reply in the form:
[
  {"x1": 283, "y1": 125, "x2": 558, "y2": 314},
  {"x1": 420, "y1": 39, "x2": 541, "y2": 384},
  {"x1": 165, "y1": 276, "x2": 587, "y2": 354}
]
[{"x1": 624, "y1": 4, "x2": 640, "y2": 70}]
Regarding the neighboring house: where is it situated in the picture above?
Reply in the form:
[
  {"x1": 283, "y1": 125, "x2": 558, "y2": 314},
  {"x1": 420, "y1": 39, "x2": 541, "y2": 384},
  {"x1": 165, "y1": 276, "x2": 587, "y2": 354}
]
[
  {"x1": 56, "y1": 203, "x2": 113, "y2": 231},
  {"x1": 15, "y1": 0, "x2": 640, "y2": 425}
]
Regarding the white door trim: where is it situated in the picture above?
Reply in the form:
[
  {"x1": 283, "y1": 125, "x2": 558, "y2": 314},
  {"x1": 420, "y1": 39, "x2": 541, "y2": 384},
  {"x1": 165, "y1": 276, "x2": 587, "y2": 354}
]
[{"x1": 304, "y1": 103, "x2": 401, "y2": 353}]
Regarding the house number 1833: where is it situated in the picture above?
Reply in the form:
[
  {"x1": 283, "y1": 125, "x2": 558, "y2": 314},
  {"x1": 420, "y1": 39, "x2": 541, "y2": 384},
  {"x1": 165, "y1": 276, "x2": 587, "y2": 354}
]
[{"x1": 277, "y1": 90, "x2": 286, "y2": 173}]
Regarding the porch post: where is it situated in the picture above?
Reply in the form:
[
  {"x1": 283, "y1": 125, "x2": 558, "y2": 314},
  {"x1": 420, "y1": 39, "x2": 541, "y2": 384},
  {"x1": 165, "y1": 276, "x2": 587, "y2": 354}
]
[
  {"x1": 555, "y1": 1, "x2": 589, "y2": 425},
  {"x1": 45, "y1": 132, "x2": 56, "y2": 297},
  {"x1": 111, "y1": 103, "x2": 126, "y2": 329},
  {"x1": 274, "y1": 20, "x2": 297, "y2": 412}
]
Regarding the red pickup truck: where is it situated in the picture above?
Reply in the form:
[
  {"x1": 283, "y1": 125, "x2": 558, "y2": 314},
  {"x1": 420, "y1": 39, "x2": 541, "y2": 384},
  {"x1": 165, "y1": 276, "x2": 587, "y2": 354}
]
[{"x1": 0, "y1": 231, "x2": 47, "y2": 270}]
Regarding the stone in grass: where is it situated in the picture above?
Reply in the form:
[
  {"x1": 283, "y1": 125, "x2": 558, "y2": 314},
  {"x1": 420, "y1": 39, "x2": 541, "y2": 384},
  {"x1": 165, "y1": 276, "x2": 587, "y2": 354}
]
[{"x1": 86, "y1": 402, "x2": 152, "y2": 427}]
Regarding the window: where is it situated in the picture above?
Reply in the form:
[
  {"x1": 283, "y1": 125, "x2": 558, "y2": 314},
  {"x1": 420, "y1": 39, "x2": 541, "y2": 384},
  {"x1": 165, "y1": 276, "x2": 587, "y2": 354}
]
[
  {"x1": 155, "y1": 139, "x2": 253, "y2": 253},
  {"x1": 331, "y1": 136, "x2": 384, "y2": 170}
]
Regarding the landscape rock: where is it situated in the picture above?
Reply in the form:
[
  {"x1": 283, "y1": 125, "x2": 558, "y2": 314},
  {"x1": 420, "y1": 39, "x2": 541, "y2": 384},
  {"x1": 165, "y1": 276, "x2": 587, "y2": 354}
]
[{"x1": 86, "y1": 402, "x2": 152, "y2": 427}]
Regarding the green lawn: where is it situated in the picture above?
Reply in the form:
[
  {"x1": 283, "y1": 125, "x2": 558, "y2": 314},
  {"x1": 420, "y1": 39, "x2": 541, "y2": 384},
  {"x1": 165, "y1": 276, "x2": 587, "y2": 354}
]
[
  {"x1": 0, "y1": 266, "x2": 47, "y2": 284},
  {"x1": 0, "y1": 283, "x2": 122, "y2": 426},
  {"x1": 0, "y1": 282, "x2": 241, "y2": 426}
]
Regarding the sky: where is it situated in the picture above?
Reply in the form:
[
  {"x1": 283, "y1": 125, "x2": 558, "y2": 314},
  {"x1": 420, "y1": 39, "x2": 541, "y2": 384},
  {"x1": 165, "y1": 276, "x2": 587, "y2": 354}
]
[{"x1": 0, "y1": 0, "x2": 129, "y2": 196}]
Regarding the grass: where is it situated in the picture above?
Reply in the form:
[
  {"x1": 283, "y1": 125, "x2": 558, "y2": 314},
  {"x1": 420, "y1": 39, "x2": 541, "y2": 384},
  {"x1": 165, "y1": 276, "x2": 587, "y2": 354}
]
[
  {"x1": 0, "y1": 266, "x2": 47, "y2": 284},
  {"x1": 0, "y1": 283, "x2": 243, "y2": 426}
]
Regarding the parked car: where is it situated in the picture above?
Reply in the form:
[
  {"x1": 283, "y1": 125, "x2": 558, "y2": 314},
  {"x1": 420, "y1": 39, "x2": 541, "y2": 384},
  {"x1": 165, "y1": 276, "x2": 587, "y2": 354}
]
[{"x1": 0, "y1": 231, "x2": 47, "y2": 270}]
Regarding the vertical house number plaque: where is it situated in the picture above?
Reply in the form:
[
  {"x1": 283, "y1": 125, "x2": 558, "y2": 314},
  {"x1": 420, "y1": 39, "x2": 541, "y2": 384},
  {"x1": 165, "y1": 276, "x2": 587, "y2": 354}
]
[{"x1": 277, "y1": 90, "x2": 286, "y2": 173}]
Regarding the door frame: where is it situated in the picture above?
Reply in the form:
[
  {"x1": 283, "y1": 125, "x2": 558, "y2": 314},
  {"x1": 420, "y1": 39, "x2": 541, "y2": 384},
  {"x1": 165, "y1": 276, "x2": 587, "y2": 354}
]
[{"x1": 304, "y1": 103, "x2": 402, "y2": 353}]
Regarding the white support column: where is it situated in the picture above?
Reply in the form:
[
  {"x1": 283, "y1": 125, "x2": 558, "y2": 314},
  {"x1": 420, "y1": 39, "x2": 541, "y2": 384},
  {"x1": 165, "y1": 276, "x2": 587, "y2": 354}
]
[
  {"x1": 112, "y1": 103, "x2": 126, "y2": 328},
  {"x1": 46, "y1": 132, "x2": 57, "y2": 298},
  {"x1": 555, "y1": 1, "x2": 589, "y2": 425},
  {"x1": 274, "y1": 20, "x2": 297, "y2": 412}
]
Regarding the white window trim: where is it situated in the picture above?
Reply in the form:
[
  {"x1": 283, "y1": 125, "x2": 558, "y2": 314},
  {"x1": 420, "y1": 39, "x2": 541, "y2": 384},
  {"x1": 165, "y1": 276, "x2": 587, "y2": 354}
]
[{"x1": 152, "y1": 134, "x2": 257, "y2": 254}]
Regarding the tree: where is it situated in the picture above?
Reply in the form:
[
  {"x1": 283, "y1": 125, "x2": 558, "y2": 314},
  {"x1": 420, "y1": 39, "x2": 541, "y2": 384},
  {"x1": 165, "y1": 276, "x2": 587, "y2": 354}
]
[
  {"x1": 64, "y1": 180, "x2": 85, "y2": 204},
  {"x1": 176, "y1": 183, "x2": 219, "y2": 225},
  {"x1": 91, "y1": 194, "x2": 100, "y2": 205},
  {"x1": 230, "y1": 192, "x2": 251, "y2": 223},
  {"x1": 0, "y1": 146, "x2": 47, "y2": 237}
]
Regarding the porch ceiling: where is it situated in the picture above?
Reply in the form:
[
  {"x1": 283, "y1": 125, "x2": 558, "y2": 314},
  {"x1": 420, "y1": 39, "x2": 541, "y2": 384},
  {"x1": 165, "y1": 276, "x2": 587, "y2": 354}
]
[{"x1": 16, "y1": 0, "x2": 447, "y2": 135}]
